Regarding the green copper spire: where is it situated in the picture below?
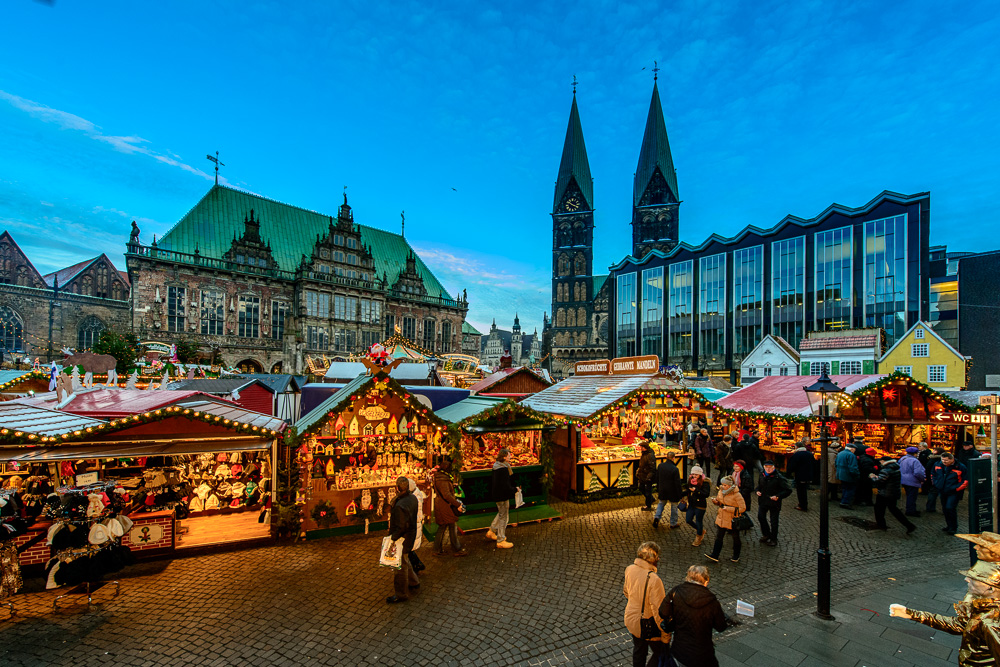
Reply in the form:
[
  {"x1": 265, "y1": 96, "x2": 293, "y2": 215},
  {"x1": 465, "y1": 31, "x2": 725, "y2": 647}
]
[
  {"x1": 633, "y1": 81, "x2": 678, "y2": 206},
  {"x1": 553, "y1": 91, "x2": 594, "y2": 212}
]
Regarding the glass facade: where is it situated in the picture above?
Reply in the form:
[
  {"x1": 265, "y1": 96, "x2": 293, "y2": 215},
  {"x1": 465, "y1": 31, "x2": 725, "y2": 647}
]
[
  {"x1": 771, "y1": 236, "x2": 806, "y2": 349},
  {"x1": 733, "y1": 245, "x2": 764, "y2": 356},
  {"x1": 864, "y1": 214, "x2": 907, "y2": 345},
  {"x1": 616, "y1": 273, "x2": 637, "y2": 356},
  {"x1": 698, "y1": 254, "x2": 726, "y2": 357},
  {"x1": 640, "y1": 267, "x2": 663, "y2": 356},
  {"x1": 815, "y1": 226, "x2": 853, "y2": 331},
  {"x1": 668, "y1": 261, "x2": 693, "y2": 357}
]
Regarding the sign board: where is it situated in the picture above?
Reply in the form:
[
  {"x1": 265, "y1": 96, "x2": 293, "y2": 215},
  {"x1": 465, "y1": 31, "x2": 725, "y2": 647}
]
[
  {"x1": 980, "y1": 395, "x2": 1000, "y2": 406},
  {"x1": 574, "y1": 359, "x2": 611, "y2": 376},
  {"x1": 140, "y1": 341, "x2": 173, "y2": 354},
  {"x1": 932, "y1": 412, "x2": 994, "y2": 425},
  {"x1": 968, "y1": 457, "x2": 994, "y2": 563},
  {"x1": 75, "y1": 472, "x2": 99, "y2": 485},
  {"x1": 611, "y1": 355, "x2": 660, "y2": 375},
  {"x1": 574, "y1": 355, "x2": 660, "y2": 377}
]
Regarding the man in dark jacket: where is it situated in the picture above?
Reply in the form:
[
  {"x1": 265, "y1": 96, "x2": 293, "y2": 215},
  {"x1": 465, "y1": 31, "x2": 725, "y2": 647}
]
[
  {"x1": 658, "y1": 565, "x2": 735, "y2": 667},
  {"x1": 871, "y1": 457, "x2": 916, "y2": 533},
  {"x1": 694, "y1": 429, "x2": 714, "y2": 477},
  {"x1": 932, "y1": 452, "x2": 969, "y2": 534},
  {"x1": 733, "y1": 435, "x2": 761, "y2": 485},
  {"x1": 386, "y1": 476, "x2": 419, "y2": 603},
  {"x1": 755, "y1": 461, "x2": 792, "y2": 546},
  {"x1": 856, "y1": 447, "x2": 878, "y2": 506},
  {"x1": 958, "y1": 439, "x2": 981, "y2": 467},
  {"x1": 924, "y1": 447, "x2": 944, "y2": 512},
  {"x1": 653, "y1": 452, "x2": 682, "y2": 529},
  {"x1": 637, "y1": 442, "x2": 657, "y2": 511},
  {"x1": 488, "y1": 448, "x2": 519, "y2": 549},
  {"x1": 714, "y1": 435, "x2": 734, "y2": 485},
  {"x1": 786, "y1": 441, "x2": 814, "y2": 511}
]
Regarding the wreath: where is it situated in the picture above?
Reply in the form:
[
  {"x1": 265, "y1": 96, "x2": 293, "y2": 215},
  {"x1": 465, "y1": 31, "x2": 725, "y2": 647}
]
[{"x1": 310, "y1": 499, "x2": 340, "y2": 528}]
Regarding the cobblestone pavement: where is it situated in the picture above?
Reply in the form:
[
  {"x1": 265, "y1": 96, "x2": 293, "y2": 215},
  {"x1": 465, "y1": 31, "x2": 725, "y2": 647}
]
[{"x1": 0, "y1": 489, "x2": 972, "y2": 666}]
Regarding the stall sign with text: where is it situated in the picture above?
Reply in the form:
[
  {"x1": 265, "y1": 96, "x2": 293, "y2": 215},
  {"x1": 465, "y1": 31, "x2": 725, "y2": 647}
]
[
  {"x1": 932, "y1": 412, "x2": 994, "y2": 425},
  {"x1": 574, "y1": 355, "x2": 660, "y2": 377}
]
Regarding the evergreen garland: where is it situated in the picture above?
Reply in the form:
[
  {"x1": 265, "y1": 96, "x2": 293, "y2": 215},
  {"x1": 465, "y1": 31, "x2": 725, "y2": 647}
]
[
  {"x1": 538, "y1": 430, "x2": 556, "y2": 492},
  {"x1": 274, "y1": 427, "x2": 304, "y2": 539}
]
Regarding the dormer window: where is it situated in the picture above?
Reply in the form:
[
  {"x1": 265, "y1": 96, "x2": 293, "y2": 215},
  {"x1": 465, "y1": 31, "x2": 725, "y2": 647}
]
[{"x1": 334, "y1": 234, "x2": 344, "y2": 246}]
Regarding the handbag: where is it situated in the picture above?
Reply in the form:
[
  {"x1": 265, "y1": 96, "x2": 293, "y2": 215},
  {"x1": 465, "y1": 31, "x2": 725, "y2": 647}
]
[
  {"x1": 379, "y1": 535, "x2": 404, "y2": 570},
  {"x1": 733, "y1": 510, "x2": 754, "y2": 532},
  {"x1": 677, "y1": 500, "x2": 688, "y2": 512},
  {"x1": 638, "y1": 572, "x2": 660, "y2": 640}
]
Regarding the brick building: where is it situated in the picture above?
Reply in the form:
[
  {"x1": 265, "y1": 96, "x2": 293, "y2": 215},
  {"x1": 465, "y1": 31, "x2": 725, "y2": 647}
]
[
  {"x1": 0, "y1": 231, "x2": 131, "y2": 362},
  {"x1": 125, "y1": 185, "x2": 469, "y2": 374}
]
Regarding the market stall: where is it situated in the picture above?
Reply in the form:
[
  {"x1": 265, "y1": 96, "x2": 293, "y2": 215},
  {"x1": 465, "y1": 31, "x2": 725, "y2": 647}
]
[
  {"x1": 0, "y1": 369, "x2": 50, "y2": 400},
  {"x1": 522, "y1": 357, "x2": 715, "y2": 500},
  {"x1": 0, "y1": 399, "x2": 284, "y2": 567},
  {"x1": 467, "y1": 367, "x2": 552, "y2": 399},
  {"x1": 292, "y1": 370, "x2": 446, "y2": 539},
  {"x1": 431, "y1": 397, "x2": 561, "y2": 532}
]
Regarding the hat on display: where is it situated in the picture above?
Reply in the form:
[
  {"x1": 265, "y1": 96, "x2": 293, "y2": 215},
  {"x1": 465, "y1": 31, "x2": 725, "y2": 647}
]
[
  {"x1": 865, "y1": 447, "x2": 877, "y2": 456},
  {"x1": 86, "y1": 493, "x2": 106, "y2": 518},
  {"x1": 690, "y1": 466, "x2": 704, "y2": 476},
  {"x1": 230, "y1": 464, "x2": 243, "y2": 476},
  {"x1": 88, "y1": 523, "x2": 111, "y2": 545},
  {"x1": 229, "y1": 498, "x2": 241, "y2": 508},
  {"x1": 190, "y1": 496, "x2": 204, "y2": 512},
  {"x1": 104, "y1": 517, "x2": 124, "y2": 537},
  {"x1": 216, "y1": 452, "x2": 228, "y2": 463},
  {"x1": 116, "y1": 514, "x2": 134, "y2": 533},
  {"x1": 230, "y1": 483, "x2": 246, "y2": 498},
  {"x1": 906, "y1": 446, "x2": 919, "y2": 454},
  {"x1": 47, "y1": 522, "x2": 65, "y2": 545},
  {"x1": 206, "y1": 494, "x2": 220, "y2": 510}
]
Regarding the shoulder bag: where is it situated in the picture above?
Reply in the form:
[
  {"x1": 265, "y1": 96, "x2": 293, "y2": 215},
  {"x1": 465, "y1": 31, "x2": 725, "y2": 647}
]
[
  {"x1": 639, "y1": 572, "x2": 660, "y2": 640},
  {"x1": 733, "y1": 508, "x2": 754, "y2": 532}
]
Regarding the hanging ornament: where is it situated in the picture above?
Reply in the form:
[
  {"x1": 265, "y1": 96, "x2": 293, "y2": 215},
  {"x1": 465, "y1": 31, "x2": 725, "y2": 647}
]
[
  {"x1": 375, "y1": 421, "x2": 386, "y2": 435},
  {"x1": 346, "y1": 500, "x2": 357, "y2": 516},
  {"x1": 388, "y1": 415, "x2": 398, "y2": 434},
  {"x1": 349, "y1": 415, "x2": 360, "y2": 436},
  {"x1": 334, "y1": 414, "x2": 346, "y2": 433}
]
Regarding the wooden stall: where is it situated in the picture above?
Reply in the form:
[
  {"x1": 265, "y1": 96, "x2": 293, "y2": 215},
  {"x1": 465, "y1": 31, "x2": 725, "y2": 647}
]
[{"x1": 292, "y1": 370, "x2": 446, "y2": 539}]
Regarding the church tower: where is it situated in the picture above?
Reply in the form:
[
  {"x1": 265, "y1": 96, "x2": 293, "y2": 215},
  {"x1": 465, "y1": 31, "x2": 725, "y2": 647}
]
[
  {"x1": 632, "y1": 75, "x2": 679, "y2": 259},
  {"x1": 511, "y1": 313, "x2": 522, "y2": 364},
  {"x1": 550, "y1": 86, "x2": 595, "y2": 373}
]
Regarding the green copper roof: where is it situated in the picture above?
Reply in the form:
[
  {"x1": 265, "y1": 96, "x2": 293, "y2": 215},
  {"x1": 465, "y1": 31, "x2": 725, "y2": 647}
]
[
  {"x1": 634, "y1": 82, "x2": 678, "y2": 206},
  {"x1": 553, "y1": 94, "x2": 594, "y2": 212},
  {"x1": 156, "y1": 185, "x2": 453, "y2": 299},
  {"x1": 462, "y1": 321, "x2": 482, "y2": 336}
]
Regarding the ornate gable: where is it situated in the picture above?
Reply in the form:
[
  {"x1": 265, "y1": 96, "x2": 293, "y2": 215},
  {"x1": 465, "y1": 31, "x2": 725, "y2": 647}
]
[
  {"x1": 302, "y1": 196, "x2": 377, "y2": 284},
  {"x1": 61, "y1": 255, "x2": 130, "y2": 300},
  {"x1": 0, "y1": 231, "x2": 46, "y2": 288},
  {"x1": 391, "y1": 251, "x2": 427, "y2": 296},
  {"x1": 223, "y1": 209, "x2": 278, "y2": 269}
]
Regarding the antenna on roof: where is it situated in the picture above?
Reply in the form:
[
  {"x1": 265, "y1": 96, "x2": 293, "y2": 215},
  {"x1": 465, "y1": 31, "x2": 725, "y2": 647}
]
[
  {"x1": 401, "y1": 210, "x2": 405, "y2": 238},
  {"x1": 206, "y1": 151, "x2": 225, "y2": 185}
]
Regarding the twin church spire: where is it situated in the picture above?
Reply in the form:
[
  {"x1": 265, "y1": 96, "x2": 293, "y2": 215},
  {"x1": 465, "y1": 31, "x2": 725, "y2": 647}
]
[{"x1": 552, "y1": 76, "x2": 679, "y2": 259}]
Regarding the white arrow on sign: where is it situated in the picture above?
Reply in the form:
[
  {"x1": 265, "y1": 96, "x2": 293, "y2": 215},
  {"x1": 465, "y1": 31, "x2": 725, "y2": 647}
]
[{"x1": 932, "y1": 412, "x2": 994, "y2": 424}]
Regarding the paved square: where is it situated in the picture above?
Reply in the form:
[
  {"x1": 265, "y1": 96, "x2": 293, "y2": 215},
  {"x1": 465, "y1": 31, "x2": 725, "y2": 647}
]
[{"x1": 0, "y1": 492, "x2": 972, "y2": 666}]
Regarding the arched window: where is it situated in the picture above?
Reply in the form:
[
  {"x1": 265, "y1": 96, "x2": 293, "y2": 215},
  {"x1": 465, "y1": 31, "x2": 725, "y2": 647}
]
[
  {"x1": 578, "y1": 281, "x2": 586, "y2": 301},
  {"x1": 440, "y1": 321, "x2": 452, "y2": 353},
  {"x1": 95, "y1": 265, "x2": 110, "y2": 298},
  {"x1": 112, "y1": 282, "x2": 124, "y2": 301},
  {"x1": 573, "y1": 222, "x2": 585, "y2": 246},
  {"x1": 558, "y1": 224, "x2": 571, "y2": 247},
  {"x1": 573, "y1": 253, "x2": 586, "y2": 275},
  {"x1": 237, "y1": 359, "x2": 263, "y2": 373},
  {"x1": 578, "y1": 307, "x2": 587, "y2": 327},
  {"x1": 80, "y1": 275, "x2": 94, "y2": 296},
  {"x1": 567, "y1": 309, "x2": 576, "y2": 327},
  {"x1": 0, "y1": 306, "x2": 24, "y2": 353},
  {"x1": 15, "y1": 266, "x2": 30, "y2": 287},
  {"x1": 77, "y1": 316, "x2": 106, "y2": 351},
  {"x1": 557, "y1": 254, "x2": 570, "y2": 277},
  {"x1": 555, "y1": 308, "x2": 565, "y2": 327}
]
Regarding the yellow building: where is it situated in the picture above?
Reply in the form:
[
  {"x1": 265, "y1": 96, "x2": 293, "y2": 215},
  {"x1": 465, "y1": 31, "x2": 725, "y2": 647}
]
[{"x1": 879, "y1": 321, "x2": 969, "y2": 390}]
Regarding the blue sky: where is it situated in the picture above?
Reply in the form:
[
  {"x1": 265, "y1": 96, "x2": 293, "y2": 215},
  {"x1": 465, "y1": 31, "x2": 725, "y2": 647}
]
[{"x1": 1, "y1": 0, "x2": 998, "y2": 337}]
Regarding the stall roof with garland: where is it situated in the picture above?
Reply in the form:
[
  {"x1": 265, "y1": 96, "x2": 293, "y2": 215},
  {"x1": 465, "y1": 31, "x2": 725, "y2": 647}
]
[
  {"x1": 294, "y1": 371, "x2": 447, "y2": 436},
  {"x1": 13, "y1": 389, "x2": 237, "y2": 419},
  {"x1": 0, "y1": 369, "x2": 45, "y2": 391},
  {"x1": 521, "y1": 374, "x2": 659, "y2": 420},
  {"x1": 435, "y1": 396, "x2": 506, "y2": 423},
  {"x1": 467, "y1": 367, "x2": 552, "y2": 395},
  {"x1": 941, "y1": 391, "x2": 997, "y2": 411},
  {"x1": 0, "y1": 402, "x2": 106, "y2": 437},
  {"x1": 716, "y1": 375, "x2": 884, "y2": 417}
]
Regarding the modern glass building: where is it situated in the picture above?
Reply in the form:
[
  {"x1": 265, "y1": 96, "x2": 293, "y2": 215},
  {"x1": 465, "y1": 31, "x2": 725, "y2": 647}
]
[{"x1": 608, "y1": 191, "x2": 930, "y2": 382}]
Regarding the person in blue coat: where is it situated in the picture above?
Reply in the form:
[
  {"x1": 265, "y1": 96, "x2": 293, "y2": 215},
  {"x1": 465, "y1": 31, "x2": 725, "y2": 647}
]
[
  {"x1": 898, "y1": 446, "x2": 926, "y2": 517},
  {"x1": 835, "y1": 443, "x2": 860, "y2": 508}
]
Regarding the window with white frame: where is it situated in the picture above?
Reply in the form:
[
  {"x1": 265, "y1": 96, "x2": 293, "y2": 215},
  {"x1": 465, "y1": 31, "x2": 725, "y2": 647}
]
[
  {"x1": 912, "y1": 343, "x2": 929, "y2": 357},
  {"x1": 928, "y1": 365, "x2": 947, "y2": 383},
  {"x1": 915, "y1": 328, "x2": 925, "y2": 339},
  {"x1": 895, "y1": 366, "x2": 913, "y2": 376},
  {"x1": 810, "y1": 362, "x2": 830, "y2": 374},
  {"x1": 763, "y1": 366, "x2": 772, "y2": 376},
  {"x1": 840, "y1": 360, "x2": 862, "y2": 375},
  {"x1": 779, "y1": 366, "x2": 789, "y2": 376},
  {"x1": 746, "y1": 366, "x2": 756, "y2": 377}
]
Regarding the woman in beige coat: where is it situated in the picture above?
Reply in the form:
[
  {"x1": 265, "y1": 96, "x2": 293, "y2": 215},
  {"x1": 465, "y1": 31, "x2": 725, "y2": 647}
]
[
  {"x1": 623, "y1": 541, "x2": 670, "y2": 667},
  {"x1": 705, "y1": 476, "x2": 747, "y2": 564}
]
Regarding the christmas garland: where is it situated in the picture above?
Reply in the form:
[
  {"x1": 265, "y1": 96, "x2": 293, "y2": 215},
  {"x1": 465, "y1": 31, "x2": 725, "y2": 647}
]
[
  {"x1": 0, "y1": 369, "x2": 48, "y2": 392},
  {"x1": 538, "y1": 430, "x2": 555, "y2": 492},
  {"x1": 275, "y1": 426, "x2": 304, "y2": 539}
]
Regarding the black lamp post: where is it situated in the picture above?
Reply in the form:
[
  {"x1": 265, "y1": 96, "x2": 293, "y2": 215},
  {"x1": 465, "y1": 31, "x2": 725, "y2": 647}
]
[{"x1": 803, "y1": 370, "x2": 844, "y2": 621}]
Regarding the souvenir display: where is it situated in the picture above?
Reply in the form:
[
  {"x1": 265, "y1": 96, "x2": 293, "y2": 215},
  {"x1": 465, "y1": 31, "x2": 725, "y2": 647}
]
[{"x1": 459, "y1": 431, "x2": 540, "y2": 471}]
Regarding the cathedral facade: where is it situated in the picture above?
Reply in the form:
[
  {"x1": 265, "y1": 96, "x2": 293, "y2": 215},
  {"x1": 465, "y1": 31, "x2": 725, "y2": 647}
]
[{"x1": 543, "y1": 79, "x2": 679, "y2": 378}]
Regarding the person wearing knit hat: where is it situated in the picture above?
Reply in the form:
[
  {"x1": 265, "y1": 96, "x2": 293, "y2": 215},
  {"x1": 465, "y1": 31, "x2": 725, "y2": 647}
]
[
  {"x1": 899, "y1": 446, "x2": 926, "y2": 517},
  {"x1": 855, "y1": 446, "x2": 877, "y2": 508},
  {"x1": 681, "y1": 465, "x2": 711, "y2": 547}
]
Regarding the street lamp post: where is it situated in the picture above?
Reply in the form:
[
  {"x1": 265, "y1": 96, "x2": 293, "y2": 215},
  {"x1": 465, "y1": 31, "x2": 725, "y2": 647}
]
[{"x1": 804, "y1": 370, "x2": 844, "y2": 621}]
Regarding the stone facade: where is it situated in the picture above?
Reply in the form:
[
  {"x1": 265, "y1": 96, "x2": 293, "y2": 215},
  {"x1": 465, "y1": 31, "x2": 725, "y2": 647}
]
[
  {"x1": 0, "y1": 231, "x2": 131, "y2": 363},
  {"x1": 460, "y1": 322, "x2": 482, "y2": 358},
  {"x1": 125, "y1": 187, "x2": 468, "y2": 374}
]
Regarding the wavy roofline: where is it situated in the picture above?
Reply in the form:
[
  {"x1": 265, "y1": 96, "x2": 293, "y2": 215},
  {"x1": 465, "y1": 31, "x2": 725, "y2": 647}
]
[{"x1": 609, "y1": 190, "x2": 929, "y2": 271}]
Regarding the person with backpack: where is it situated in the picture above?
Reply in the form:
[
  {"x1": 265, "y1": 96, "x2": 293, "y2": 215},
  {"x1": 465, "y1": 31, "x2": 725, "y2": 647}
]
[
  {"x1": 705, "y1": 476, "x2": 746, "y2": 564},
  {"x1": 755, "y1": 460, "x2": 792, "y2": 546}
]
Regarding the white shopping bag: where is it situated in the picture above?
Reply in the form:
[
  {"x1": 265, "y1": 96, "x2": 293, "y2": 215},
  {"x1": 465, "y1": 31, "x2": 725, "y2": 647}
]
[
  {"x1": 379, "y1": 535, "x2": 404, "y2": 569},
  {"x1": 736, "y1": 600, "x2": 755, "y2": 617},
  {"x1": 514, "y1": 490, "x2": 525, "y2": 508}
]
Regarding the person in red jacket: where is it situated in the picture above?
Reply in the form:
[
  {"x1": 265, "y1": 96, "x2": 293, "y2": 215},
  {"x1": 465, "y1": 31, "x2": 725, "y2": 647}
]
[{"x1": 931, "y1": 452, "x2": 969, "y2": 535}]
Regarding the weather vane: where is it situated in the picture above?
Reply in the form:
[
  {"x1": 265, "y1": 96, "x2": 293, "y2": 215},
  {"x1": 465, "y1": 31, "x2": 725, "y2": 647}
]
[
  {"x1": 572, "y1": 74, "x2": 578, "y2": 95},
  {"x1": 400, "y1": 210, "x2": 405, "y2": 237},
  {"x1": 206, "y1": 151, "x2": 225, "y2": 185},
  {"x1": 653, "y1": 60, "x2": 659, "y2": 82}
]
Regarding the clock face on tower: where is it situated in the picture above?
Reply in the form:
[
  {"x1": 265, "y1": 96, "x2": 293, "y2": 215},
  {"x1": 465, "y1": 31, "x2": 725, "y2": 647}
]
[{"x1": 564, "y1": 196, "x2": 581, "y2": 212}]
